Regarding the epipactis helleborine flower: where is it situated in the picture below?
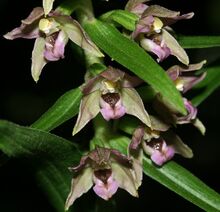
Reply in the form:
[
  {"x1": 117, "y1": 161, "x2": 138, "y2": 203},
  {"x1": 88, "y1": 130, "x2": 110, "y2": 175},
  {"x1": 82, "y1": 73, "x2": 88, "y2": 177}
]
[
  {"x1": 176, "y1": 98, "x2": 206, "y2": 135},
  {"x1": 4, "y1": 6, "x2": 103, "y2": 82},
  {"x1": 153, "y1": 95, "x2": 206, "y2": 135},
  {"x1": 126, "y1": 0, "x2": 193, "y2": 64},
  {"x1": 72, "y1": 66, "x2": 151, "y2": 135},
  {"x1": 129, "y1": 116, "x2": 193, "y2": 166},
  {"x1": 167, "y1": 60, "x2": 206, "y2": 93},
  {"x1": 65, "y1": 147, "x2": 142, "y2": 210}
]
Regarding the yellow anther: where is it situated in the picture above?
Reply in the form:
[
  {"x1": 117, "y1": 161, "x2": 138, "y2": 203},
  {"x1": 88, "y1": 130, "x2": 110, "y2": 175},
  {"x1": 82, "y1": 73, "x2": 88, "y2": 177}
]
[
  {"x1": 174, "y1": 79, "x2": 184, "y2": 91},
  {"x1": 143, "y1": 128, "x2": 161, "y2": 142},
  {"x1": 103, "y1": 80, "x2": 118, "y2": 93},
  {"x1": 39, "y1": 18, "x2": 53, "y2": 34},
  {"x1": 153, "y1": 17, "x2": 163, "y2": 33}
]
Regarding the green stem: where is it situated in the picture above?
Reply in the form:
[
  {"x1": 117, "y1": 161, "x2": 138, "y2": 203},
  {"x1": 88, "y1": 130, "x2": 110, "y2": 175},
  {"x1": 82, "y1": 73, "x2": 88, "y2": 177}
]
[
  {"x1": 93, "y1": 115, "x2": 112, "y2": 142},
  {"x1": 56, "y1": 0, "x2": 94, "y2": 18},
  {"x1": 75, "y1": 0, "x2": 104, "y2": 72},
  {"x1": 56, "y1": 0, "x2": 79, "y2": 15},
  {"x1": 74, "y1": 0, "x2": 111, "y2": 149}
]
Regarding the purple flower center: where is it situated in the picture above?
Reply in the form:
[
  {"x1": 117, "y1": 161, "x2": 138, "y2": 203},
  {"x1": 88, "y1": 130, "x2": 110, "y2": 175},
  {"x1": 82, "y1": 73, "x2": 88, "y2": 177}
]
[
  {"x1": 94, "y1": 169, "x2": 112, "y2": 184},
  {"x1": 101, "y1": 93, "x2": 120, "y2": 108},
  {"x1": 147, "y1": 138, "x2": 163, "y2": 151}
]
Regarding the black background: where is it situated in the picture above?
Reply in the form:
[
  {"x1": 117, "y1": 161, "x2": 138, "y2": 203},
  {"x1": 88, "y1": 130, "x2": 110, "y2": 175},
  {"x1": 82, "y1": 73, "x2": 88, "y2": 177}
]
[{"x1": 0, "y1": 0, "x2": 220, "y2": 211}]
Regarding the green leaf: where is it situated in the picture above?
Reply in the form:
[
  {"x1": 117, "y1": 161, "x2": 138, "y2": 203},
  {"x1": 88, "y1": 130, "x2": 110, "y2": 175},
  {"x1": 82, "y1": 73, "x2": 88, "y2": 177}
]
[
  {"x1": 29, "y1": 87, "x2": 82, "y2": 211},
  {"x1": 100, "y1": 10, "x2": 139, "y2": 31},
  {"x1": 137, "y1": 85, "x2": 157, "y2": 102},
  {"x1": 178, "y1": 35, "x2": 220, "y2": 49},
  {"x1": 142, "y1": 158, "x2": 220, "y2": 211},
  {"x1": 31, "y1": 87, "x2": 82, "y2": 131},
  {"x1": 109, "y1": 136, "x2": 220, "y2": 211},
  {"x1": 0, "y1": 120, "x2": 81, "y2": 212},
  {"x1": 191, "y1": 66, "x2": 220, "y2": 106},
  {"x1": 84, "y1": 19, "x2": 186, "y2": 115}
]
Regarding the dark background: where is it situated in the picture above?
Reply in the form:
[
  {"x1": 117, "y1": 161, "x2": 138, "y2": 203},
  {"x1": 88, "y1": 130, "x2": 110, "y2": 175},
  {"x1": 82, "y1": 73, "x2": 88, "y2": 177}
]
[{"x1": 0, "y1": 0, "x2": 220, "y2": 211}]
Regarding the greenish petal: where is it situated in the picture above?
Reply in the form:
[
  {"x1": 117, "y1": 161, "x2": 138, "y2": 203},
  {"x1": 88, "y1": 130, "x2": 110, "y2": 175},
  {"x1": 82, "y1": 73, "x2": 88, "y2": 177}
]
[
  {"x1": 150, "y1": 115, "x2": 170, "y2": 131},
  {"x1": 130, "y1": 155, "x2": 143, "y2": 189},
  {"x1": 31, "y1": 37, "x2": 47, "y2": 82},
  {"x1": 143, "y1": 5, "x2": 180, "y2": 18},
  {"x1": 122, "y1": 88, "x2": 151, "y2": 128},
  {"x1": 43, "y1": 0, "x2": 55, "y2": 16},
  {"x1": 192, "y1": 118, "x2": 206, "y2": 135},
  {"x1": 56, "y1": 16, "x2": 104, "y2": 57},
  {"x1": 162, "y1": 29, "x2": 189, "y2": 65},
  {"x1": 164, "y1": 131, "x2": 193, "y2": 158},
  {"x1": 65, "y1": 167, "x2": 93, "y2": 211},
  {"x1": 72, "y1": 90, "x2": 100, "y2": 135},
  {"x1": 112, "y1": 163, "x2": 138, "y2": 197}
]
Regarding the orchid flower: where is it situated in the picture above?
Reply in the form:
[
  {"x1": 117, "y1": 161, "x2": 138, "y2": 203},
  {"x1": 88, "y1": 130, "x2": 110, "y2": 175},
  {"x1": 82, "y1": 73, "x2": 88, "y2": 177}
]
[
  {"x1": 167, "y1": 60, "x2": 206, "y2": 93},
  {"x1": 4, "y1": 6, "x2": 103, "y2": 82},
  {"x1": 65, "y1": 147, "x2": 142, "y2": 210},
  {"x1": 126, "y1": 0, "x2": 193, "y2": 64},
  {"x1": 153, "y1": 96, "x2": 206, "y2": 135},
  {"x1": 73, "y1": 66, "x2": 151, "y2": 135},
  {"x1": 129, "y1": 116, "x2": 193, "y2": 166}
]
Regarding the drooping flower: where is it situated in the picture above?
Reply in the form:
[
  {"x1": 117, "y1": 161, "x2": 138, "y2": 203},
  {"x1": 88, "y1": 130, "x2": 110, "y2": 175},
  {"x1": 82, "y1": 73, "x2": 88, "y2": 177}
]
[
  {"x1": 167, "y1": 60, "x2": 206, "y2": 93},
  {"x1": 4, "y1": 7, "x2": 103, "y2": 82},
  {"x1": 65, "y1": 147, "x2": 142, "y2": 210},
  {"x1": 176, "y1": 98, "x2": 206, "y2": 135},
  {"x1": 153, "y1": 96, "x2": 206, "y2": 135},
  {"x1": 139, "y1": 33, "x2": 171, "y2": 62},
  {"x1": 126, "y1": 0, "x2": 193, "y2": 64},
  {"x1": 129, "y1": 116, "x2": 193, "y2": 166},
  {"x1": 72, "y1": 66, "x2": 151, "y2": 135}
]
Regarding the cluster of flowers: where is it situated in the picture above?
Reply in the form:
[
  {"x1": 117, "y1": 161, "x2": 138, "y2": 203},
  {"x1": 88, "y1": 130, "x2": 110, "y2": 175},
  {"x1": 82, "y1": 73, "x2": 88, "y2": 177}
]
[{"x1": 4, "y1": 0, "x2": 206, "y2": 210}]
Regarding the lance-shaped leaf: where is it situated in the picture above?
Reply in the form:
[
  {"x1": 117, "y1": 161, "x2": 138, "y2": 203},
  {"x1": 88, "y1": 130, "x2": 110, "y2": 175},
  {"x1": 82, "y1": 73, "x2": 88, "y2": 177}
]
[
  {"x1": 84, "y1": 19, "x2": 186, "y2": 115},
  {"x1": 178, "y1": 35, "x2": 220, "y2": 49},
  {"x1": 43, "y1": 0, "x2": 55, "y2": 16},
  {"x1": 100, "y1": 10, "x2": 139, "y2": 31},
  {"x1": 162, "y1": 29, "x2": 189, "y2": 65},
  {"x1": 32, "y1": 87, "x2": 82, "y2": 131},
  {"x1": 0, "y1": 120, "x2": 81, "y2": 212},
  {"x1": 121, "y1": 88, "x2": 151, "y2": 127},
  {"x1": 73, "y1": 90, "x2": 100, "y2": 135},
  {"x1": 31, "y1": 37, "x2": 47, "y2": 82}
]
